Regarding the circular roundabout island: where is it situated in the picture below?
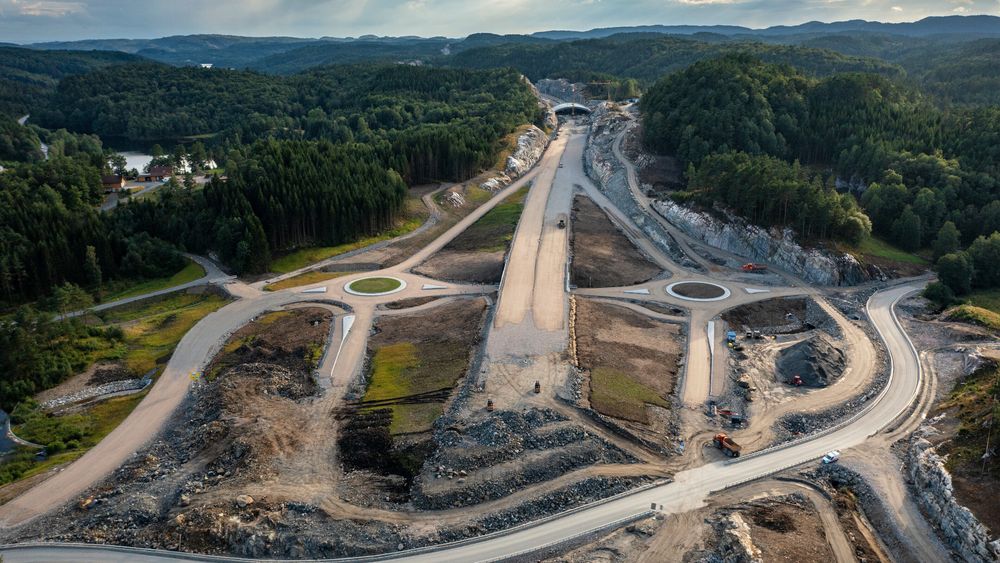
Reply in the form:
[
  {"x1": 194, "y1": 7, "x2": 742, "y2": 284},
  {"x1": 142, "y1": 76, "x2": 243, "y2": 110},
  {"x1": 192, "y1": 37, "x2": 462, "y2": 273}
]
[
  {"x1": 666, "y1": 281, "x2": 731, "y2": 302},
  {"x1": 345, "y1": 276, "x2": 406, "y2": 296}
]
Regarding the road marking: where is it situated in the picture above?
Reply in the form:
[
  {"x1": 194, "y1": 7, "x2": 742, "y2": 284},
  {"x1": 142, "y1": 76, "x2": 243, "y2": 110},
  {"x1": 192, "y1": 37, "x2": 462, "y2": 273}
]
[
  {"x1": 422, "y1": 284, "x2": 447, "y2": 290},
  {"x1": 301, "y1": 286, "x2": 327, "y2": 294},
  {"x1": 623, "y1": 288, "x2": 651, "y2": 295},
  {"x1": 743, "y1": 287, "x2": 770, "y2": 294}
]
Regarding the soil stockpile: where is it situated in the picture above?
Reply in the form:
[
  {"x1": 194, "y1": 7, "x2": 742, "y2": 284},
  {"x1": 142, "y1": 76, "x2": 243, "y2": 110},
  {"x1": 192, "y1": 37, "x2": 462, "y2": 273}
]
[{"x1": 776, "y1": 332, "x2": 846, "y2": 387}]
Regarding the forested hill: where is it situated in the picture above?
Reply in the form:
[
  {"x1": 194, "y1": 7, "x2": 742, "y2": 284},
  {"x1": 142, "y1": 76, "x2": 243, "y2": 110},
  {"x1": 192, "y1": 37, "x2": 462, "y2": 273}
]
[
  {"x1": 446, "y1": 34, "x2": 901, "y2": 86},
  {"x1": 0, "y1": 46, "x2": 141, "y2": 117},
  {"x1": 641, "y1": 54, "x2": 1000, "y2": 265},
  {"x1": 39, "y1": 63, "x2": 539, "y2": 181}
]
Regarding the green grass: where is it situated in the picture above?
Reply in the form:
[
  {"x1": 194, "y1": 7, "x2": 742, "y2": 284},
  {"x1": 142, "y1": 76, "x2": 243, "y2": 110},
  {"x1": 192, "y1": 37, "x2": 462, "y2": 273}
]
[
  {"x1": 264, "y1": 271, "x2": 352, "y2": 292},
  {"x1": 362, "y1": 341, "x2": 466, "y2": 435},
  {"x1": 347, "y1": 277, "x2": 402, "y2": 294},
  {"x1": 945, "y1": 304, "x2": 1000, "y2": 331},
  {"x1": 4, "y1": 392, "x2": 148, "y2": 486},
  {"x1": 846, "y1": 235, "x2": 928, "y2": 266},
  {"x1": 964, "y1": 289, "x2": 1000, "y2": 316},
  {"x1": 937, "y1": 365, "x2": 1000, "y2": 479},
  {"x1": 446, "y1": 186, "x2": 530, "y2": 252},
  {"x1": 589, "y1": 367, "x2": 668, "y2": 423},
  {"x1": 119, "y1": 293, "x2": 229, "y2": 374},
  {"x1": 100, "y1": 259, "x2": 205, "y2": 302},
  {"x1": 269, "y1": 195, "x2": 429, "y2": 274}
]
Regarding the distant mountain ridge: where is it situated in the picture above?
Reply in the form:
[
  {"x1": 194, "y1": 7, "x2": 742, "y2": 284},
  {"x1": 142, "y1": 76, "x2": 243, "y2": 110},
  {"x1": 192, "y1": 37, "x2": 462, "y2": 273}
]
[{"x1": 531, "y1": 15, "x2": 1000, "y2": 40}]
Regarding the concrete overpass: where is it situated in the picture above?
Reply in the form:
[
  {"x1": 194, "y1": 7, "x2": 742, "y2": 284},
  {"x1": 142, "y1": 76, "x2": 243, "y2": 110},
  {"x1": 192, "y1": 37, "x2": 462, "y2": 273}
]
[{"x1": 552, "y1": 102, "x2": 591, "y2": 115}]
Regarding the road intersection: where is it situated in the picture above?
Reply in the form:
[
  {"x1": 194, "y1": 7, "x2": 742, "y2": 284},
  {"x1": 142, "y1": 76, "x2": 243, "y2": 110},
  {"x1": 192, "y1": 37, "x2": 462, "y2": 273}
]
[{"x1": 1, "y1": 114, "x2": 934, "y2": 562}]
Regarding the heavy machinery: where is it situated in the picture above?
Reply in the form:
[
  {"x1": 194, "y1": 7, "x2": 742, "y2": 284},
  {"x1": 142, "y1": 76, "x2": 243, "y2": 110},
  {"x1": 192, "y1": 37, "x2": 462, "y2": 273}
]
[
  {"x1": 726, "y1": 330, "x2": 737, "y2": 344},
  {"x1": 534, "y1": 380, "x2": 541, "y2": 393},
  {"x1": 742, "y1": 263, "x2": 768, "y2": 273},
  {"x1": 744, "y1": 329, "x2": 762, "y2": 339},
  {"x1": 557, "y1": 218, "x2": 566, "y2": 229},
  {"x1": 789, "y1": 375, "x2": 803, "y2": 386},
  {"x1": 713, "y1": 433, "x2": 742, "y2": 458}
]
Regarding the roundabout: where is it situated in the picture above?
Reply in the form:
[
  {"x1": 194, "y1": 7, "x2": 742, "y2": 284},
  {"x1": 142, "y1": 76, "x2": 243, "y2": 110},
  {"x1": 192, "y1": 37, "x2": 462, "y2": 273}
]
[
  {"x1": 344, "y1": 276, "x2": 407, "y2": 296},
  {"x1": 665, "y1": 281, "x2": 731, "y2": 302}
]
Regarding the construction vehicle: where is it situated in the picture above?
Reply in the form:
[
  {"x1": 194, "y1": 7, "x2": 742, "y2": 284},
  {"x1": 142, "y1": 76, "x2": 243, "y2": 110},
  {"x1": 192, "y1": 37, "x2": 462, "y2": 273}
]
[
  {"x1": 742, "y1": 263, "x2": 768, "y2": 273},
  {"x1": 486, "y1": 399, "x2": 495, "y2": 412},
  {"x1": 713, "y1": 433, "x2": 742, "y2": 458},
  {"x1": 744, "y1": 329, "x2": 762, "y2": 339},
  {"x1": 789, "y1": 375, "x2": 803, "y2": 386},
  {"x1": 534, "y1": 380, "x2": 541, "y2": 394},
  {"x1": 726, "y1": 330, "x2": 737, "y2": 344},
  {"x1": 557, "y1": 218, "x2": 566, "y2": 229}
]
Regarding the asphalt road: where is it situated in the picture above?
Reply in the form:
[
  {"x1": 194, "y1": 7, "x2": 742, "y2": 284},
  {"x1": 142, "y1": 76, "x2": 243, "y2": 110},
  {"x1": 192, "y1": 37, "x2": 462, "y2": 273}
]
[{"x1": 0, "y1": 280, "x2": 925, "y2": 563}]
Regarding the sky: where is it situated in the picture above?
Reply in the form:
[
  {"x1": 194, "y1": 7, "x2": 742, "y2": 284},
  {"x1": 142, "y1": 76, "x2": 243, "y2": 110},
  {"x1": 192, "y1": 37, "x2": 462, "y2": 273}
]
[{"x1": 1, "y1": 0, "x2": 999, "y2": 43}]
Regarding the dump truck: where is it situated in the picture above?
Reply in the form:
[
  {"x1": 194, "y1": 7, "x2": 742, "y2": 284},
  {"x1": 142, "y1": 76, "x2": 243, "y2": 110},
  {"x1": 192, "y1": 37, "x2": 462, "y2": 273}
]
[
  {"x1": 726, "y1": 330, "x2": 737, "y2": 344},
  {"x1": 713, "y1": 433, "x2": 742, "y2": 458},
  {"x1": 789, "y1": 374, "x2": 803, "y2": 386},
  {"x1": 742, "y1": 263, "x2": 767, "y2": 272}
]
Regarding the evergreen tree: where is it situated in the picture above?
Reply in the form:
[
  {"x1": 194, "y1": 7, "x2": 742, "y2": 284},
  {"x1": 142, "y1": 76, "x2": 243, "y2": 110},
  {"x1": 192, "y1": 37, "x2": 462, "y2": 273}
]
[{"x1": 932, "y1": 221, "x2": 961, "y2": 261}]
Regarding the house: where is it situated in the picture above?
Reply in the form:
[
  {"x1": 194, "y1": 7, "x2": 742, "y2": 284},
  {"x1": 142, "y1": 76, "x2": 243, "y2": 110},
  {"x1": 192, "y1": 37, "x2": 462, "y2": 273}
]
[
  {"x1": 138, "y1": 165, "x2": 173, "y2": 182},
  {"x1": 101, "y1": 175, "x2": 126, "y2": 192}
]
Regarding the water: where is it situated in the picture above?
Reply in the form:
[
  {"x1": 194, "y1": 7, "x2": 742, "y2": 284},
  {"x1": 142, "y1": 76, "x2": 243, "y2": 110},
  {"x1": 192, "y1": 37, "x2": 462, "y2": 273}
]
[{"x1": 119, "y1": 151, "x2": 154, "y2": 174}]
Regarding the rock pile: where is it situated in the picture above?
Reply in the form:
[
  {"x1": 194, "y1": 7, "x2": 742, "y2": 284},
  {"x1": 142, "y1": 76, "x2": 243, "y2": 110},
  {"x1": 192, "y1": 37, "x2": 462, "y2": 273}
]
[
  {"x1": 480, "y1": 125, "x2": 548, "y2": 192},
  {"x1": 776, "y1": 332, "x2": 846, "y2": 387}
]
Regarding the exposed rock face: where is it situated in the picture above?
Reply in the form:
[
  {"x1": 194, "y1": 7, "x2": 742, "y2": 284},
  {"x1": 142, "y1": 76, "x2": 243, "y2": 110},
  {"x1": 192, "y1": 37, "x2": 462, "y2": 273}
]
[
  {"x1": 908, "y1": 425, "x2": 1000, "y2": 563},
  {"x1": 776, "y1": 332, "x2": 846, "y2": 387},
  {"x1": 504, "y1": 125, "x2": 547, "y2": 178},
  {"x1": 535, "y1": 78, "x2": 588, "y2": 104},
  {"x1": 480, "y1": 125, "x2": 548, "y2": 192},
  {"x1": 652, "y1": 199, "x2": 875, "y2": 286}
]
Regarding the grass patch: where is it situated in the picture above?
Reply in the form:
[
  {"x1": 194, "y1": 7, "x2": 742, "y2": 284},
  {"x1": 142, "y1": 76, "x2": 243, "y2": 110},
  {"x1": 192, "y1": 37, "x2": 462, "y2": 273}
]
[
  {"x1": 844, "y1": 235, "x2": 928, "y2": 266},
  {"x1": 589, "y1": 367, "x2": 668, "y2": 423},
  {"x1": 945, "y1": 304, "x2": 1000, "y2": 331},
  {"x1": 348, "y1": 277, "x2": 402, "y2": 294},
  {"x1": 445, "y1": 185, "x2": 529, "y2": 253},
  {"x1": 269, "y1": 194, "x2": 429, "y2": 274},
  {"x1": 264, "y1": 271, "x2": 352, "y2": 292},
  {"x1": 937, "y1": 364, "x2": 1000, "y2": 478},
  {"x1": 362, "y1": 342, "x2": 460, "y2": 435},
  {"x1": 100, "y1": 259, "x2": 205, "y2": 302},
  {"x1": 119, "y1": 293, "x2": 229, "y2": 374},
  {"x1": 964, "y1": 289, "x2": 1000, "y2": 316},
  {"x1": 3, "y1": 392, "x2": 147, "y2": 486}
]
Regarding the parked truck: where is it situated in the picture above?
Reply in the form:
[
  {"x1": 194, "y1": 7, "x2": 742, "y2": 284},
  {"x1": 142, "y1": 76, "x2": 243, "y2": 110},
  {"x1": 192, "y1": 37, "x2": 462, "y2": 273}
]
[
  {"x1": 742, "y1": 263, "x2": 767, "y2": 273},
  {"x1": 713, "y1": 433, "x2": 742, "y2": 458}
]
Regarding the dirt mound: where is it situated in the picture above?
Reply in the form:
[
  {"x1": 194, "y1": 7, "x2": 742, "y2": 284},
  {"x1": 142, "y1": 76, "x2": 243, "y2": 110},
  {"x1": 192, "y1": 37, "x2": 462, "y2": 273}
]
[{"x1": 776, "y1": 332, "x2": 846, "y2": 387}]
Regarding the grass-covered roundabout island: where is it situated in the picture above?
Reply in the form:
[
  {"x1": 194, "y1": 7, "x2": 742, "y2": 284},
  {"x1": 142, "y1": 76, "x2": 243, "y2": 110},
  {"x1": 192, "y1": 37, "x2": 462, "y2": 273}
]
[{"x1": 344, "y1": 276, "x2": 407, "y2": 296}]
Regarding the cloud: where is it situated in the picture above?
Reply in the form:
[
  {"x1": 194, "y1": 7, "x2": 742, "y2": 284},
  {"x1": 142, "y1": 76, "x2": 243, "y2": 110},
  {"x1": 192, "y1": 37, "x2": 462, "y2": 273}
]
[
  {"x1": 16, "y1": 1, "x2": 85, "y2": 17},
  {"x1": 891, "y1": 5, "x2": 903, "y2": 11}
]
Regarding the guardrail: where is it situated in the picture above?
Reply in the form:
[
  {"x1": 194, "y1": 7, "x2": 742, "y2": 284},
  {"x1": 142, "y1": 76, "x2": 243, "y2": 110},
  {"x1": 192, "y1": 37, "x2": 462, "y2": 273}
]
[{"x1": 728, "y1": 286, "x2": 923, "y2": 467}]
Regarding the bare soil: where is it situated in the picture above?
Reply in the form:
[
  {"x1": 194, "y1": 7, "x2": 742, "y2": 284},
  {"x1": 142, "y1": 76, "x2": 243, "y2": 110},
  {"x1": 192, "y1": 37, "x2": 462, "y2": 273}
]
[
  {"x1": 743, "y1": 496, "x2": 836, "y2": 562},
  {"x1": 575, "y1": 298, "x2": 682, "y2": 439},
  {"x1": 207, "y1": 308, "x2": 332, "y2": 379},
  {"x1": 722, "y1": 297, "x2": 807, "y2": 332},
  {"x1": 670, "y1": 282, "x2": 724, "y2": 299},
  {"x1": 413, "y1": 249, "x2": 505, "y2": 284},
  {"x1": 380, "y1": 296, "x2": 440, "y2": 310},
  {"x1": 570, "y1": 196, "x2": 662, "y2": 288},
  {"x1": 338, "y1": 298, "x2": 488, "y2": 490},
  {"x1": 831, "y1": 489, "x2": 891, "y2": 562}
]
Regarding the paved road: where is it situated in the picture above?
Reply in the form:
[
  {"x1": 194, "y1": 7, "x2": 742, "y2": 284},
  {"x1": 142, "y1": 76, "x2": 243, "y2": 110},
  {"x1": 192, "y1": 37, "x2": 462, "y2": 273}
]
[
  {"x1": 0, "y1": 281, "x2": 925, "y2": 562},
  {"x1": 59, "y1": 255, "x2": 232, "y2": 320}
]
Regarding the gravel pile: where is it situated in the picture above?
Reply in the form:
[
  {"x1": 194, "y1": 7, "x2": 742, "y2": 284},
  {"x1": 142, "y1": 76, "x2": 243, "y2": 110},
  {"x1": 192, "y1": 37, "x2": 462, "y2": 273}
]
[
  {"x1": 41, "y1": 376, "x2": 151, "y2": 410},
  {"x1": 776, "y1": 332, "x2": 847, "y2": 388}
]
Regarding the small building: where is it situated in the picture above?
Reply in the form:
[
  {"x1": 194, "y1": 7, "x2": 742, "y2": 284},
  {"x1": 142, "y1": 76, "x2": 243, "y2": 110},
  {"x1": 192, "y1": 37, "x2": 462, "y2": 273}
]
[
  {"x1": 101, "y1": 174, "x2": 126, "y2": 192},
  {"x1": 139, "y1": 165, "x2": 173, "y2": 182}
]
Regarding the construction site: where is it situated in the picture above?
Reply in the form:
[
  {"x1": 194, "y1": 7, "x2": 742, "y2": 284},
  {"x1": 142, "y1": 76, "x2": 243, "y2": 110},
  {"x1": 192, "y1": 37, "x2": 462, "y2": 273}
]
[{"x1": 1, "y1": 91, "x2": 997, "y2": 563}]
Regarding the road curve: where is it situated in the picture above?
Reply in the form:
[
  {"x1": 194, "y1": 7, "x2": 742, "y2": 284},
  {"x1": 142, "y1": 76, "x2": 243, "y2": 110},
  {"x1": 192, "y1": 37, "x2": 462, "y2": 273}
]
[{"x1": 0, "y1": 281, "x2": 926, "y2": 562}]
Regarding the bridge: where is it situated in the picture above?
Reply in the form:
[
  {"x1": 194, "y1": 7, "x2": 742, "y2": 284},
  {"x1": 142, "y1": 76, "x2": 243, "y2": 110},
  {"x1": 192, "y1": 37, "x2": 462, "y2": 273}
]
[{"x1": 552, "y1": 102, "x2": 591, "y2": 115}]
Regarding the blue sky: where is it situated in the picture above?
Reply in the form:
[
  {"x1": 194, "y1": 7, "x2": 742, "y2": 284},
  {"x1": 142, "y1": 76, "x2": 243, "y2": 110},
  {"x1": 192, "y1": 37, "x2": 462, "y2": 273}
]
[{"x1": 1, "y1": 0, "x2": 999, "y2": 43}]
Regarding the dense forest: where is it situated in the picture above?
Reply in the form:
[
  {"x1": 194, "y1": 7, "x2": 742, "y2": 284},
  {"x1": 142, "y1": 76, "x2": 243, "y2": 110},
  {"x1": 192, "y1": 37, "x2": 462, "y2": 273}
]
[
  {"x1": 447, "y1": 34, "x2": 901, "y2": 86},
  {"x1": 640, "y1": 54, "x2": 1000, "y2": 306},
  {"x1": 37, "y1": 63, "x2": 538, "y2": 184},
  {"x1": 0, "y1": 46, "x2": 140, "y2": 117}
]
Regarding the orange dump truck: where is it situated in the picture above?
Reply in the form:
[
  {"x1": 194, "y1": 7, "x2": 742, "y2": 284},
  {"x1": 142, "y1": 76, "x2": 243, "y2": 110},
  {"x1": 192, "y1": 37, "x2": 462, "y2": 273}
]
[{"x1": 713, "y1": 433, "x2": 742, "y2": 458}]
